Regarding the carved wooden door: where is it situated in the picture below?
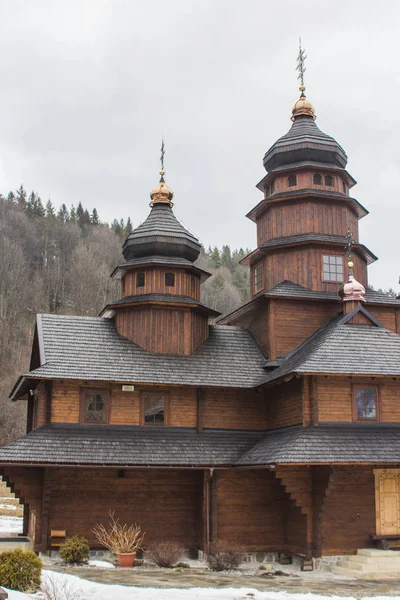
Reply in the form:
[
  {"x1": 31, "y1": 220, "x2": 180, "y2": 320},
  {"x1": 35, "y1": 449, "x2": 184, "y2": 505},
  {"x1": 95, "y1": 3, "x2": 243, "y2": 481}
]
[{"x1": 374, "y1": 470, "x2": 400, "y2": 535}]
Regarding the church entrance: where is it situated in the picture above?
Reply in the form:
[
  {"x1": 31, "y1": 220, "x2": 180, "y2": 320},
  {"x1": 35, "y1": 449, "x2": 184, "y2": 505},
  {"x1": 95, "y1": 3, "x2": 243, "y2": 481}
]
[{"x1": 374, "y1": 469, "x2": 400, "y2": 536}]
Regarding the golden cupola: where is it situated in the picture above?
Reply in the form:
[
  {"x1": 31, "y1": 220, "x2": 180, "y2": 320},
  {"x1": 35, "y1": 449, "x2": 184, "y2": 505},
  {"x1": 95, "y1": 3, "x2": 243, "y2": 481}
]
[
  {"x1": 291, "y1": 92, "x2": 316, "y2": 120},
  {"x1": 150, "y1": 171, "x2": 174, "y2": 207}
]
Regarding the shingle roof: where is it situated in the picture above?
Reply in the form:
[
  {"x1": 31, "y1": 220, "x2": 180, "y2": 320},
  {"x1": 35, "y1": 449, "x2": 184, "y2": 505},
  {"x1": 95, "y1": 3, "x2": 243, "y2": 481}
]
[
  {"x1": 17, "y1": 314, "x2": 266, "y2": 391},
  {"x1": 122, "y1": 204, "x2": 201, "y2": 262},
  {"x1": 237, "y1": 425, "x2": 400, "y2": 465},
  {"x1": 265, "y1": 280, "x2": 400, "y2": 305},
  {"x1": 1, "y1": 423, "x2": 400, "y2": 467},
  {"x1": 0, "y1": 425, "x2": 264, "y2": 467},
  {"x1": 260, "y1": 234, "x2": 377, "y2": 264},
  {"x1": 260, "y1": 308, "x2": 400, "y2": 384},
  {"x1": 263, "y1": 115, "x2": 348, "y2": 171}
]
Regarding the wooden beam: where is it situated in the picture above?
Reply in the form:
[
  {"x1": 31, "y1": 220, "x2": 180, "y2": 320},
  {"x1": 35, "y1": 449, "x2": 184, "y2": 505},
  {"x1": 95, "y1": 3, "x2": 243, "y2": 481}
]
[
  {"x1": 311, "y1": 376, "x2": 319, "y2": 425},
  {"x1": 44, "y1": 380, "x2": 53, "y2": 425},
  {"x1": 202, "y1": 470, "x2": 211, "y2": 552},
  {"x1": 26, "y1": 396, "x2": 34, "y2": 433},
  {"x1": 40, "y1": 468, "x2": 52, "y2": 552},
  {"x1": 197, "y1": 388, "x2": 204, "y2": 433},
  {"x1": 210, "y1": 470, "x2": 218, "y2": 542}
]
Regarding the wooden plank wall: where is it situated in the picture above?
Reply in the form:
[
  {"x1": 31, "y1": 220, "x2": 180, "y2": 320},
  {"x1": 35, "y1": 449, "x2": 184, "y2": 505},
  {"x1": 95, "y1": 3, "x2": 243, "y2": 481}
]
[
  {"x1": 123, "y1": 268, "x2": 200, "y2": 301},
  {"x1": 271, "y1": 299, "x2": 340, "y2": 357},
  {"x1": 264, "y1": 172, "x2": 349, "y2": 199},
  {"x1": 50, "y1": 382, "x2": 266, "y2": 430},
  {"x1": 48, "y1": 468, "x2": 203, "y2": 548},
  {"x1": 216, "y1": 470, "x2": 286, "y2": 551},
  {"x1": 225, "y1": 303, "x2": 269, "y2": 356},
  {"x1": 191, "y1": 311, "x2": 209, "y2": 352},
  {"x1": 256, "y1": 247, "x2": 368, "y2": 294},
  {"x1": 265, "y1": 379, "x2": 303, "y2": 430},
  {"x1": 317, "y1": 377, "x2": 400, "y2": 423},
  {"x1": 319, "y1": 466, "x2": 375, "y2": 555},
  {"x1": 257, "y1": 200, "x2": 359, "y2": 247}
]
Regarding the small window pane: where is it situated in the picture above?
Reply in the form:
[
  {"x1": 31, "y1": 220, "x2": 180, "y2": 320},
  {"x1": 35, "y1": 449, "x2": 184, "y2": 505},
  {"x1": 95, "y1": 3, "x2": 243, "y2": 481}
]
[
  {"x1": 355, "y1": 388, "x2": 377, "y2": 420},
  {"x1": 254, "y1": 264, "x2": 263, "y2": 293},
  {"x1": 322, "y1": 255, "x2": 344, "y2": 282},
  {"x1": 137, "y1": 272, "x2": 145, "y2": 288},
  {"x1": 85, "y1": 392, "x2": 107, "y2": 423},
  {"x1": 288, "y1": 175, "x2": 297, "y2": 187},
  {"x1": 165, "y1": 272, "x2": 175, "y2": 287},
  {"x1": 325, "y1": 175, "x2": 334, "y2": 187},
  {"x1": 313, "y1": 174, "x2": 322, "y2": 185},
  {"x1": 144, "y1": 394, "x2": 165, "y2": 424}
]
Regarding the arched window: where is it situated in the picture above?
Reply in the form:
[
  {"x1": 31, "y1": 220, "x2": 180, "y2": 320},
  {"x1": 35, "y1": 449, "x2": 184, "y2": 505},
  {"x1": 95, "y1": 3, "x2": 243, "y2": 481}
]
[
  {"x1": 136, "y1": 272, "x2": 145, "y2": 288},
  {"x1": 313, "y1": 173, "x2": 322, "y2": 185},
  {"x1": 288, "y1": 175, "x2": 297, "y2": 187},
  {"x1": 325, "y1": 175, "x2": 334, "y2": 187},
  {"x1": 165, "y1": 272, "x2": 175, "y2": 287}
]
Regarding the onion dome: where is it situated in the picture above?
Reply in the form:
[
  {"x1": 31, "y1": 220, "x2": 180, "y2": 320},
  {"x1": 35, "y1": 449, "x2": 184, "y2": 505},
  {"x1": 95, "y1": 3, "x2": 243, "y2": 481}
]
[
  {"x1": 150, "y1": 170, "x2": 174, "y2": 206},
  {"x1": 339, "y1": 273, "x2": 366, "y2": 303},
  {"x1": 122, "y1": 173, "x2": 201, "y2": 262},
  {"x1": 263, "y1": 92, "x2": 347, "y2": 172}
]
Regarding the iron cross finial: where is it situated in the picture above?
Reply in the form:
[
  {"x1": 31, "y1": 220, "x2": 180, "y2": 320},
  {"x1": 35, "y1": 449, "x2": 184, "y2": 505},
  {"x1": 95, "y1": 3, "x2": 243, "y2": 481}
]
[
  {"x1": 160, "y1": 139, "x2": 165, "y2": 175},
  {"x1": 345, "y1": 229, "x2": 354, "y2": 274},
  {"x1": 296, "y1": 37, "x2": 307, "y2": 93}
]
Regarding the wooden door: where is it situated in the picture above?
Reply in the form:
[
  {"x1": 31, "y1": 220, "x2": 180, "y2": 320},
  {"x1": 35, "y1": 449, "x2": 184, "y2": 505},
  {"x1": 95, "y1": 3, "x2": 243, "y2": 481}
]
[{"x1": 374, "y1": 470, "x2": 400, "y2": 535}]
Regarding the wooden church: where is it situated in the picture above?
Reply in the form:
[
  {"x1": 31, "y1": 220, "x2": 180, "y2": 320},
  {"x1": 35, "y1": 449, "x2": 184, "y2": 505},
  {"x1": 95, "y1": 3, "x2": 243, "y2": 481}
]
[{"x1": 1, "y1": 65, "x2": 400, "y2": 566}]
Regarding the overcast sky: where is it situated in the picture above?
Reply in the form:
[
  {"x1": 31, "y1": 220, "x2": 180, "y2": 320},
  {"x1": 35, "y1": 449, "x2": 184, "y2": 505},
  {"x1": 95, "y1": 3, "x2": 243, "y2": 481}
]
[{"x1": 0, "y1": 0, "x2": 399, "y2": 290}]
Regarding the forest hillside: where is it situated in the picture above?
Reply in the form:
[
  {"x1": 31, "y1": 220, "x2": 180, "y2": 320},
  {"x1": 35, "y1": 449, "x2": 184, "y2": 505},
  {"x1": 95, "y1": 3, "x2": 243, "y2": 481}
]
[{"x1": 0, "y1": 187, "x2": 250, "y2": 444}]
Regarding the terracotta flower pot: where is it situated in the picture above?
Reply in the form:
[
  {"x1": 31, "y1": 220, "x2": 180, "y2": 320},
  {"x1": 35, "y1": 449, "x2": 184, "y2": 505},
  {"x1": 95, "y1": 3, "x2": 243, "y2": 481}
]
[{"x1": 116, "y1": 551, "x2": 136, "y2": 568}]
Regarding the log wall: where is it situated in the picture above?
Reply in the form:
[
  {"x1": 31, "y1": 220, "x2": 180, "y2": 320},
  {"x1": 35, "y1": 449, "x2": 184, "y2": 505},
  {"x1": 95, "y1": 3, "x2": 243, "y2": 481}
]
[
  {"x1": 263, "y1": 172, "x2": 349, "y2": 198},
  {"x1": 122, "y1": 268, "x2": 200, "y2": 301},
  {"x1": 317, "y1": 377, "x2": 400, "y2": 423},
  {"x1": 265, "y1": 379, "x2": 303, "y2": 430}
]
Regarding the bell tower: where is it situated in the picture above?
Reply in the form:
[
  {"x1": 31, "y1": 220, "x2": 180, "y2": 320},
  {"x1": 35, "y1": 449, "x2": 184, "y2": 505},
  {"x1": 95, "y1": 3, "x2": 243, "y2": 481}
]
[
  {"x1": 102, "y1": 143, "x2": 218, "y2": 354},
  {"x1": 243, "y1": 42, "x2": 376, "y2": 298}
]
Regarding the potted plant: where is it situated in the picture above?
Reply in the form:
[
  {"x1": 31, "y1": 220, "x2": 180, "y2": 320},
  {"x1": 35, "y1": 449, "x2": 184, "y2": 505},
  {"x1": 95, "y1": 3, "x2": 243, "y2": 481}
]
[{"x1": 92, "y1": 511, "x2": 145, "y2": 568}]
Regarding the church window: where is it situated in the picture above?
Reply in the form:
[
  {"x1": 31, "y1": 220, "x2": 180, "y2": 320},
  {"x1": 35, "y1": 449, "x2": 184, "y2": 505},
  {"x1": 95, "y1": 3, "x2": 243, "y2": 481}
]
[
  {"x1": 254, "y1": 263, "x2": 263, "y2": 293},
  {"x1": 165, "y1": 272, "x2": 175, "y2": 287},
  {"x1": 267, "y1": 180, "x2": 275, "y2": 196},
  {"x1": 288, "y1": 175, "x2": 297, "y2": 187},
  {"x1": 353, "y1": 386, "x2": 378, "y2": 421},
  {"x1": 142, "y1": 392, "x2": 167, "y2": 425},
  {"x1": 313, "y1": 174, "x2": 322, "y2": 185},
  {"x1": 137, "y1": 272, "x2": 145, "y2": 288},
  {"x1": 81, "y1": 389, "x2": 108, "y2": 424},
  {"x1": 342, "y1": 179, "x2": 347, "y2": 193},
  {"x1": 322, "y1": 255, "x2": 344, "y2": 282},
  {"x1": 325, "y1": 175, "x2": 334, "y2": 187}
]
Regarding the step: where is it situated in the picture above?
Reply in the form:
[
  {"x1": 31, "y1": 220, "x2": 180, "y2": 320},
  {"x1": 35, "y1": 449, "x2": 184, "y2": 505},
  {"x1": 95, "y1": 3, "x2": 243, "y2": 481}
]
[
  {"x1": 346, "y1": 555, "x2": 400, "y2": 568},
  {"x1": 333, "y1": 566, "x2": 400, "y2": 580},
  {"x1": 357, "y1": 548, "x2": 399, "y2": 557},
  {"x1": 337, "y1": 558, "x2": 400, "y2": 572}
]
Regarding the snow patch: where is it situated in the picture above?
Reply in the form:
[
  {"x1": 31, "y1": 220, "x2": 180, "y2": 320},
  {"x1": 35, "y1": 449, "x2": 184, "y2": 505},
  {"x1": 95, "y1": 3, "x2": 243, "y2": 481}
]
[{"x1": 0, "y1": 515, "x2": 23, "y2": 533}]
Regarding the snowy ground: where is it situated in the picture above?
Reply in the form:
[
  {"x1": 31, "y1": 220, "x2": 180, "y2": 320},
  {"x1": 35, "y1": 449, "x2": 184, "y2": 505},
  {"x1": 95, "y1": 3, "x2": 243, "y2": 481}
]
[
  {"x1": 0, "y1": 515, "x2": 22, "y2": 534},
  {"x1": 1, "y1": 571, "x2": 400, "y2": 600}
]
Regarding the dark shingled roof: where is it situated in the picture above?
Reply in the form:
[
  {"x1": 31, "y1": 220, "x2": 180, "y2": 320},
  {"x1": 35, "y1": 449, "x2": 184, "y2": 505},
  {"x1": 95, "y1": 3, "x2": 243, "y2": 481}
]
[
  {"x1": 265, "y1": 280, "x2": 400, "y2": 305},
  {"x1": 0, "y1": 425, "x2": 264, "y2": 467},
  {"x1": 237, "y1": 425, "x2": 400, "y2": 465},
  {"x1": 259, "y1": 308, "x2": 400, "y2": 384},
  {"x1": 260, "y1": 234, "x2": 377, "y2": 264},
  {"x1": 263, "y1": 115, "x2": 348, "y2": 171},
  {"x1": 122, "y1": 204, "x2": 201, "y2": 262},
  {"x1": 17, "y1": 314, "x2": 266, "y2": 392},
  {"x1": 105, "y1": 294, "x2": 219, "y2": 316},
  {"x1": 1, "y1": 423, "x2": 400, "y2": 467}
]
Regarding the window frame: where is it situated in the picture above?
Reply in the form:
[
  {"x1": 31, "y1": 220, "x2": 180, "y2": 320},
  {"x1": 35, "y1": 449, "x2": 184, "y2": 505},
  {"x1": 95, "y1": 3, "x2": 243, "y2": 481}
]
[
  {"x1": 254, "y1": 262, "x2": 264, "y2": 294},
  {"x1": 165, "y1": 272, "x2": 175, "y2": 287},
  {"x1": 288, "y1": 175, "x2": 297, "y2": 187},
  {"x1": 352, "y1": 385, "x2": 379, "y2": 423},
  {"x1": 140, "y1": 391, "x2": 169, "y2": 426},
  {"x1": 322, "y1": 254, "x2": 344, "y2": 283},
  {"x1": 313, "y1": 173, "x2": 322, "y2": 185},
  {"x1": 80, "y1": 388, "x2": 110, "y2": 425},
  {"x1": 325, "y1": 175, "x2": 334, "y2": 187},
  {"x1": 136, "y1": 272, "x2": 145, "y2": 288}
]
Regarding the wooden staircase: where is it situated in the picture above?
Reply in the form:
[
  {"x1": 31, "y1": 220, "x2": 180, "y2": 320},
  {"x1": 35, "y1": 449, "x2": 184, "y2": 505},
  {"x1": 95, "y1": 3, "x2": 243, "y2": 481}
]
[{"x1": 333, "y1": 548, "x2": 400, "y2": 579}]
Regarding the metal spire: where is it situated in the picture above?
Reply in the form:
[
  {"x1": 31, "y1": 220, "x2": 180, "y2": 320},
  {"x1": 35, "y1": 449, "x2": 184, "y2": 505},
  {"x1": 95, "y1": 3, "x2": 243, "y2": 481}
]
[
  {"x1": 296, "y1": 37, "x2": 307, "y2": 93},
  {"x1": 345, "y1": 229, "x2": 354, "y2": 275},
  {"x1": 160, "y1": 139, "x2": 165, "y2": 177}
]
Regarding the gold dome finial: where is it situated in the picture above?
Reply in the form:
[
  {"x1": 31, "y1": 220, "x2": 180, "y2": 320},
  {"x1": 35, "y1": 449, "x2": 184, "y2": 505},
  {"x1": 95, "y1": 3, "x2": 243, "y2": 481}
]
[
  {"x1": 292, "y1": 38, "x2": 316, "y2": 120},
  {"x1": 150, "y1": 139, "x2": 174, "y2": 207}
]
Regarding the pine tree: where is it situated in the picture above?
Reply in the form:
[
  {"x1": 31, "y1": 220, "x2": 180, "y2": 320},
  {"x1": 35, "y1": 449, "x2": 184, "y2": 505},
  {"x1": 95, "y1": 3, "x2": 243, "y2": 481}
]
[
  {"x1": 33, "y1": 196, "x2": 45, "y2": 218},
  {"x1": 76, "y1": 202, "x2": 85, "y2": 228},
  {"x1": 7, "y1": 191, "x2": 15, "y2": 204},
  {"x1": 210, "y1": 247, "x2": 221, "y2": 268},
  {"x1": 90, "y1": 208, "x2": 100, "y2": 225},
  {"x1": 125, "y1": 217, "x2": 133, "y2": 235},
  {"x1": 58, "y1": 204, "x2": 69, "y2": 222},
  {"x1": 16, "y1": 185, "x2": 27, "y2": 210},
  {"x1": 46, "y1": 199, "x2": 56, "y2": 219},
  {"x1": 69, "y1": 205, "x2": 77, "y2": 223}
]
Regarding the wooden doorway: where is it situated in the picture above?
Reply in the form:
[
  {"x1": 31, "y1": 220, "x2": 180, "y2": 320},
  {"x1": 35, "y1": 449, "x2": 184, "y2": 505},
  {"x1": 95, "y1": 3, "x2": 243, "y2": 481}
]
[{"x1": 374, "y1": 469, "x2": 400, "y2": 535}]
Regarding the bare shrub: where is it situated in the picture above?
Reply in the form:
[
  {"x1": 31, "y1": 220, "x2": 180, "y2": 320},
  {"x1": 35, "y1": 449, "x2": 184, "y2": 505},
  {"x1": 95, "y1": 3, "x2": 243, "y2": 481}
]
[
  {"x1": 92, "y1": 511, "x2": 145, "y2": 553},
  {"x1": 36, "y1": 572, "x2": 81, "y2": 600},
  {"x1": 146, "y1": 541, "x2": 184, "y2": 568},
  {"x1": 206, "y1": 540, "x2": 244, "y2": 571}
]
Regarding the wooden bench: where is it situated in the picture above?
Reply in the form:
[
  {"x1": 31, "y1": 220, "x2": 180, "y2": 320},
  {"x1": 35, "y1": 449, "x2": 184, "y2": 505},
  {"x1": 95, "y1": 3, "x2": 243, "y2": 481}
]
[
  {"x1": 50, "y1": 529, "x2": 66, "y2": 554},
  {"x1": 371, "y1": 535, "x2": 400, "y2": 550}
]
